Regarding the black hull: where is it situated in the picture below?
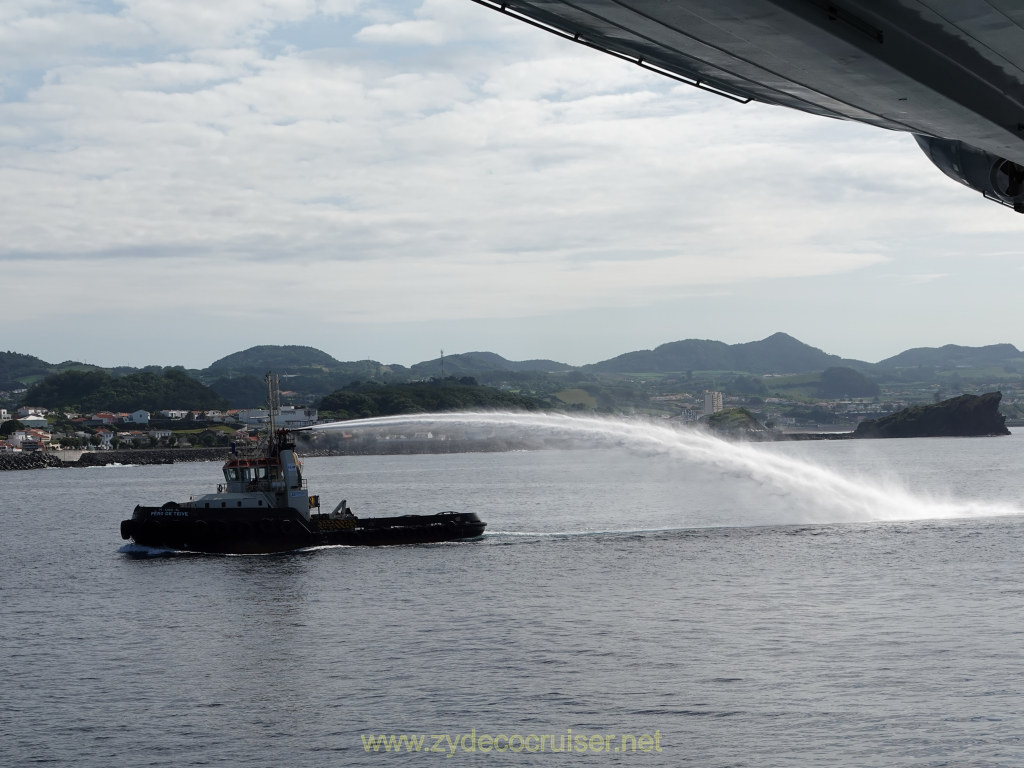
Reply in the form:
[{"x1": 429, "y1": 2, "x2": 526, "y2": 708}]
[{"x1": 120, "y1": 506, "x2": 486, "y2": 555}]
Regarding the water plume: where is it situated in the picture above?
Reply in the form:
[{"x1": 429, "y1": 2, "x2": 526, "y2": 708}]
[{"x1": 309, "y1": 412, "x2": 1021, "y2": 525}]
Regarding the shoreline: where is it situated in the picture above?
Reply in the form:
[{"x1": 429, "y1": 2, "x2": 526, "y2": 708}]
[
  {"x1": 0, "y1": 447, "x2": 230, "y2": 472},
  {"x1": 2, "y1": 423, "x2": 1010, "y2": 471}
]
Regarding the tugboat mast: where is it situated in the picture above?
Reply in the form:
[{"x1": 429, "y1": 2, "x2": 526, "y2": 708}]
[{"x1": 266, "y1": 371, "x2": 280, "y2": 435}]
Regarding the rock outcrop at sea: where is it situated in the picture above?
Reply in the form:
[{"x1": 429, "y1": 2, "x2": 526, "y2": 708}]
[{"x1": 853, "y1": 391, "x2": 1010, "y2": 439}]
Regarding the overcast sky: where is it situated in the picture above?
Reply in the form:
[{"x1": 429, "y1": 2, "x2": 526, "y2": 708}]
[{"x1": 3, "y1": 0, "x2": 1022, "y2": 370}]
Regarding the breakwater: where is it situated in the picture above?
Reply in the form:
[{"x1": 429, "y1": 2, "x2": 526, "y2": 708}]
[
  {"x1": 3, "y1": 437, "x2": 556, "y2": 471},
  {"x1": 1, "y1": 441, "x2": 538, "y2": 471},
  {"x1": 0, "y1": 452, "x2": 66, "y2": 471},
  {"x1": 1, "y1": 448, "x2": 231, "y2": 471}
]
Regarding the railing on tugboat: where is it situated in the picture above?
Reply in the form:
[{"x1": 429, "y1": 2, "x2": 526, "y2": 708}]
[{"x1": 216, "y1": 479, "x2": 304, "y2": 494}]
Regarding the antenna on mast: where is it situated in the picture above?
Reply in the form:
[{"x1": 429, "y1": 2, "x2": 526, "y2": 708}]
[{"x1": 440, "y1": 349, "x2": 444, "y2": 379}]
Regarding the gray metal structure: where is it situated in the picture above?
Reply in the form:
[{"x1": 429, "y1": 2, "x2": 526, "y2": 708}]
[{"x1": 471, "y1": 0, "x2": 1024, "y2": 211}]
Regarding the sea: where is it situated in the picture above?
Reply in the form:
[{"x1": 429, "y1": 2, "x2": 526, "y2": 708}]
[{"x1": 2, "y1": 413, "x2": 1024, "y2": 767}]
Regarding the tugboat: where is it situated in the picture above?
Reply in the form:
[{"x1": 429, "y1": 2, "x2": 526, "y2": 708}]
[{"x1": 119, "y1": 375, "x2": 486, "y2": 554}]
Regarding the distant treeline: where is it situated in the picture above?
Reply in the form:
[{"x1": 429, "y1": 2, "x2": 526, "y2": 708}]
[
  {"x1": 24, "y1": 369, "x2": 228, "y2": 412},
  {"x1": 318, "y1": 378, "x2": 546, "y2": 419},
  {"x1": 18, "y1": 367, "x2": 545, "y2": 418}
]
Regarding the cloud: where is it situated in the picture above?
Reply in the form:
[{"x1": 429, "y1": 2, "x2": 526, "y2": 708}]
[
  {"x1": 356, "y1": 19, "x2": 447, "y2": 45},
  {"x1": 0, "y1": 0, "x2": 1020, "y2": 368},
  {"x1": 0, "y1": 26, "x2": 928, "y2": 282},
  {"x1": 119, "y1": 0, "x2": 318, "y2": 46}
]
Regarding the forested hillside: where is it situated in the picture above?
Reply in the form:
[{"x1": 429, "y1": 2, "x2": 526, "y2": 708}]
[
  {"x1": 318, "y1": 379, "x2": 546, "y2": 419},
  {"x1": 25, "y1": 369, "x2": 227, "y2": 412}
]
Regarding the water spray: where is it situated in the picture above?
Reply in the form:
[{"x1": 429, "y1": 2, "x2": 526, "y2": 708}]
[{"x1": 309, "y1": 412, "x2": 1021, "y2": 525}]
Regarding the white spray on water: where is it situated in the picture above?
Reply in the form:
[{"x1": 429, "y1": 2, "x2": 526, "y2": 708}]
[{"x1": 310, "y1": 411, "x2": 1021, "y2": 526}]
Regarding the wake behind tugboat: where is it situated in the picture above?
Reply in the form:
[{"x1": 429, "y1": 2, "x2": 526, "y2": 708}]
[{"x1": 118, "y1": 375, "x2": 485, "y2": 555}]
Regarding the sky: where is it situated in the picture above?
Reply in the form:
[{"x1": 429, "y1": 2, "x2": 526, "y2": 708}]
[{"x1": 3, "y1": 0, "x2": 1022, "y2": 370}]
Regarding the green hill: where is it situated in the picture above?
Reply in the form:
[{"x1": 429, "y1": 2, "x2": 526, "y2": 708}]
[
  {"x1": 206, "y1": 345, "x2": 344, "y2": 374},
  {"x1": 319, "y1": 379, "x2": 547, "y2": 419},
  {"x1": 409, "y1": 351, "x2": 573, "y2": 378},
  {"x1": 8, "y1": 335, "x2": 1024, "y2": 415},
  {"x1": 586, "y1": 332, "x2": 863, "y2": 374},
  {"x1": 0, "y1": 351, "x2": 107, "y2": 389},
  {"x1": 877, "y1": 343, "x2": 1024, "y2": 369},
  {"x1": 0, "y1": 351, "x2": 52, "y2": 385},
  {"x1": 25, "y1": 369, "x2": 227, "y2": 412},
  {"x1": 203, "y1": 346, "x2": 413, "y2": 405},
  {"x1": 705, "y1": 407, "x2": 765, "y2": 434}
]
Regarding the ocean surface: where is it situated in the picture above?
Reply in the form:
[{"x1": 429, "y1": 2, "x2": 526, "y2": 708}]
[{"x1": 3, "y1": 417, "x2": 1024, "y2": 767}]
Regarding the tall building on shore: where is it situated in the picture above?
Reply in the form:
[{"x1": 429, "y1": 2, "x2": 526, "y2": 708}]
[{"x1": 703, "y1": 391, "x2": 723, "y2": 415}]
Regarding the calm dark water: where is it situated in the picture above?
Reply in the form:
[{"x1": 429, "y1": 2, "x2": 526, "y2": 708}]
[{"x1": 3, "y1": 429, "x2": 1024, "y2": 767}]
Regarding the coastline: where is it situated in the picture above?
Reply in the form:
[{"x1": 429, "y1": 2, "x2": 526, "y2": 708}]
[
  {"x1": 3, "y1": 414, "x2": 1010, "y2": 471},
  {"x1": 0, "y1": 447, "x2": 230, "y2": 471},
  {"x1": 0, "y1": 439, "x2": 549, "y2": 471}
]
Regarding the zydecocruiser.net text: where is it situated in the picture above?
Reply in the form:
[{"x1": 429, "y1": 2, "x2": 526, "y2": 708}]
[{"x1": 361, "y1": 729, "x2": 664, "y2": 756}]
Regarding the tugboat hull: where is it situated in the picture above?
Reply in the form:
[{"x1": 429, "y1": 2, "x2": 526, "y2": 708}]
[{"x1": 121, "y1": 506, "x2": 487, "y2": 555}]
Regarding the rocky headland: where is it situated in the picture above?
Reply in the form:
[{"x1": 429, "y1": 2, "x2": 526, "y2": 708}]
[{"x1": 852, "y1": 391, "x2": 1009, "y2": 439}]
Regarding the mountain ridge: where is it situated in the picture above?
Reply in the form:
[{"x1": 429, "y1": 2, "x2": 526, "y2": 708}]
[
  {"x1": 584, "y1": 332, "x2": 869, "y2": 375},
  {"x1": 877, "y1": 343, "x2": 1024, "y2": 369},
  {"x1": 4, "y1": 334, "x2": 1024, "y2": 390}
]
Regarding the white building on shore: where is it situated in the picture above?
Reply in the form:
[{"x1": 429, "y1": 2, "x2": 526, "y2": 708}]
[
  {"x1": 703, "y1": 391, "x2": 724, "y2": 415},
  {"x1": 236, "y1": 406, "x2": 318, "y2": 429}
]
